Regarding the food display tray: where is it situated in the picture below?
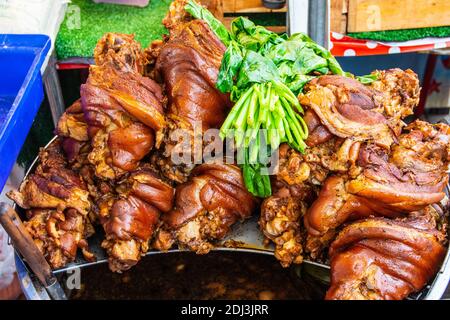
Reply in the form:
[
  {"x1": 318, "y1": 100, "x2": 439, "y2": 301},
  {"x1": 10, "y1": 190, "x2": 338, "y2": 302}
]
[{"x1": 13, "y1": 136, "x2": 450, "y2": 300}]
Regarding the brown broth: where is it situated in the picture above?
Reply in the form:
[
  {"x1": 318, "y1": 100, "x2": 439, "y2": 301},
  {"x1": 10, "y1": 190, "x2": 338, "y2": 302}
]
[{"x1": 66, "y1": 251, "x2": 327, "y2": 300}]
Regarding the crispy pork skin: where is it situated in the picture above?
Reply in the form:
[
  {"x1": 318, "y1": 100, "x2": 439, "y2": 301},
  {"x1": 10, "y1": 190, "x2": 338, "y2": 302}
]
[
  {"x1": 347, "y1": 120, "x2": 450, "y2": 209},
  {"x1": 94, "y1": 32, "x2": 147, "y2": 74},
  {"x1": 304, "y1": 109, "x2": 334, "y2": 147},
  {"x1": 260, "y1": 188, "x2": 307, "y2": 267},
  {"x1": 56, "y1": 99, "x2": 89, "y2": 144},
  {"x1": 370, "y1": 68, "x2": 420, "y2": 123},
  {"x1": 7, "y1": 140, "x2": 91, "y2": 215},
  {"x1": 24, "y1": 208, "x2": 95, "y2": 269},
  {"x1": 163, "y1": 0, "x2": 193, "y2": 33},
  {"x1": 326, "y1": 211, "x2": 446, "y2": 300},
  {"x1": 260, "y1": 138, "x2": 361, "y2": 264}
]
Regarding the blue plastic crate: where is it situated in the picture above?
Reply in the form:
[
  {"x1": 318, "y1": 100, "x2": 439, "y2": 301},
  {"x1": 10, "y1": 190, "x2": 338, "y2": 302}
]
[{"x1": 0, "y1": 34, "x2": 51, "y2": 192}]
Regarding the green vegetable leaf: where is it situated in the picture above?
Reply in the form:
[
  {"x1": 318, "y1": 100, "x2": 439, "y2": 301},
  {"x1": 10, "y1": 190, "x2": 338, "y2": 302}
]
[
  {"x1": 230, "y1": 17, "x2": 282, "y2": 54},
  {"x1": 236, "y1": 51, "x2": 280, "y2": 90},
  {"x1": 242, "y1": 163, "x2": 272, "y2": 198},
  {"x1": 263, "y1": 33, "x2": 344, "y2": 95},
  {"x1": 217, "y1": 42, "x2": 245, "y2": 93},
  {"x1": 288, "y1": 33, "x2": 345, "y2": 76},
  {"x1": 293, "y1": 47, "x2": 328, "y2": 75},
  {"x1": 286, "y1": 74, "x2": 315, "y2": 95},
  {"x1": 356, "y1": 73, "x2": 379, "y2": 84},
  {"x1": 265, "y1": 39, "x2": 305, "y2": 64}
]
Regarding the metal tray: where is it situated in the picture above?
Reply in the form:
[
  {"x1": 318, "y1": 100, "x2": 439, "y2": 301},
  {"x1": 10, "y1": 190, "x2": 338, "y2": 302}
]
[{"x1": 13, "y1": 137, "x2": 450, "y2": 300}]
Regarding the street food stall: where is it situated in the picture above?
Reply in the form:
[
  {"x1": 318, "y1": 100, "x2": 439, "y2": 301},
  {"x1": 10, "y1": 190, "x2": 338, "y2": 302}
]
[{"x1": 0, "y1": 0, "x2": 450, "y2": 303}]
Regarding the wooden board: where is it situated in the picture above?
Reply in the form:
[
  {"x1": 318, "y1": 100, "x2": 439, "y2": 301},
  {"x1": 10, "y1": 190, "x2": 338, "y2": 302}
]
[
  {"x1": 222, "y1": 0, "x2": 287, "y2": 13},
  {"x1": 222, "y1": 17, "x2": 286, "y2": 33},
  {"x1": 330, "y1": 0, "x2": 348, "y2": 34},
  {"x1": 347, "y1": 0, "x2": 450, "y2": 32},
  {"x1": 221, "y1": 0, "x2": 286, "y2": 34},
  {"x1": 201, "y1": 0, "x2": 224, "y2": 19}
]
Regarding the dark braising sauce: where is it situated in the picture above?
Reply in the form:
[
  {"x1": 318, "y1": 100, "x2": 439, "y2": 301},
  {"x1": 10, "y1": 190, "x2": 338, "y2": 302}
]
[{"x1": 67, "y1": 252, "x2": 326, "y2": 299}]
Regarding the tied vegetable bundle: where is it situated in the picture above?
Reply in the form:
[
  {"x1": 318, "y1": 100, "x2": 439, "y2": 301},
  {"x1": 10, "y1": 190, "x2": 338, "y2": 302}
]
[{"x1": 185, "y1": 0, "x2": 345, "y2": 197}]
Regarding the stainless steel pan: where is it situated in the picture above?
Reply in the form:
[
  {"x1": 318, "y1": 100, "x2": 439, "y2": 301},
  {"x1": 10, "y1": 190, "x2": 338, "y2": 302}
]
[{"x1": 13, "y1": 136, "x2": 450, "y2": 299}]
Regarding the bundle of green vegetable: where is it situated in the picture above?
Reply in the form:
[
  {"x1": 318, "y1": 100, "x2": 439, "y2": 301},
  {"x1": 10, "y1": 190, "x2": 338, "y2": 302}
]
[{"x1": 185, "y1": 0, "x2": 345, "y2": 197}]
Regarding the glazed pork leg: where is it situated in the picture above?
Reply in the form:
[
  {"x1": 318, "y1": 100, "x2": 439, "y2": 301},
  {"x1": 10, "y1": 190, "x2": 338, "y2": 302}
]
[
  {"x1": 7, "y1": 140, "x2": 91, "y2": 215},
  {"x1": 326, "y1": 210, "x2": 446, "y2": 300},
  {"x1": 299, "y1": 69, "x2": 420, "y2": 149},
  {"x1": 154, "y1": 164, "x2": 258, "y2": 253},
  {"x1": 81, "y1": 33, "x2": 166, "y2": 180},
  {"x1": 304, "y1": 120, "x2": 450, "y2": 257},
  {"x1": 7, "y1": 139, "x2": 94, "y2": 268},
  {"x1": 152, "y1": 16, "x2": 231, "y2": 183},
  {"x1": 56, "y1": 99, "x2": 91, "y2": 168},
  {"x1": 260, "y1": 69, "x2": 422, "y2": 267},
  {"x1": 99, "y1": 169, "x2": 174, "y2": 272}
]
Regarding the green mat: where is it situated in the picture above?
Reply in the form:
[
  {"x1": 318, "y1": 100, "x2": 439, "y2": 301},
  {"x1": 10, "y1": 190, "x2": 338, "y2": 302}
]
[
  {"x1": 56, "y1": 0, "x2": 171, "y2": 60},
  {"x1": 56, "y1": 1, "x2": 449, "y2": 59},
  {"x1": 348, "y1": 26, "x2": 450, "y2": 42}
]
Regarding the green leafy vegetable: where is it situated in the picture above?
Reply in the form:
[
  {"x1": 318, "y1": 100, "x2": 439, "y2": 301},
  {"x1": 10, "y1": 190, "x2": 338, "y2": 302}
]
[
  {"x1": 293, "y1": 47, "x2": 328, "y2": 74},
  {"x1": 217, "y1": 42, "x2": 244, "y2": 93},
  {"x1": 356, "y1": 73, "x2": 379, "y2": 84},
  {"x1": 185, "y1": 0, "x2": 348, "y2": 198},
  {"x1": 220, "y1": 80, "x2": 307, "y2": 197},
  {"x1": 236, "y1": 51, "x2": 280, "y2": 90},
  {"x1": 286, "y1": 74, "x2": 315, "y2": 94},
  {"x1": 242, "y1": 163, "x2": 272, "y2": 198},
  {"x1": 230, "y1": 17, "x2": 283, "y2": 54},
  {"x1": 264, "y1": 34, "x2": 345, "y2": 94}
]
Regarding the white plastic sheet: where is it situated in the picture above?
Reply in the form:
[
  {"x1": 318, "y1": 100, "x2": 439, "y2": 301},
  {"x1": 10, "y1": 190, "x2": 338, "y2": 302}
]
[
  {"x1": 0, "y1": 0, "x2": 69, "y2": 35},
  {"x1": 0, "y1": 225, "x2": 15, "y2": 290},
  {"x1": 0, "y1": 0, "x2": 69, "y2": 70}
]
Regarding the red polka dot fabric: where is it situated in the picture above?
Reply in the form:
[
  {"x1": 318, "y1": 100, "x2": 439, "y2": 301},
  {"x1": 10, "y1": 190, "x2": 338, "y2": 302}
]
[{"x1": 330, "y1": 32, "x2": 450, "y2": 56}]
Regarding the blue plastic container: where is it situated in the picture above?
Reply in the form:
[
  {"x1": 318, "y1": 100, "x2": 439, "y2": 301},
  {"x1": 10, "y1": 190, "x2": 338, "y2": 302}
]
[{"x1": 0, "y1": 34, "x2": 51, "y2": 192}]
